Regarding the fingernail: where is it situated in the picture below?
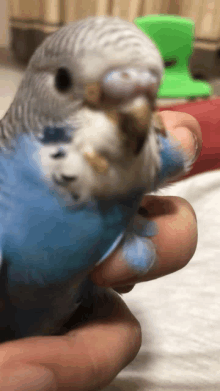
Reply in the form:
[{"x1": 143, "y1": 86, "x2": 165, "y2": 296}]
[
  {"x1": 174, "y1": 126, "x2": 197, "y2": 163},
  {"x1": 121, "y1": 236, "x2": 157, "y2": 275},
  {"x1": 191, "y1": 132, "x2": 199, "y2": 163}
]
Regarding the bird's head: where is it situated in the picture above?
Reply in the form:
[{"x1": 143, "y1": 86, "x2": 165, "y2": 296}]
[{"x1": 2, "y1": 17, "x2": 164, "y2": 201}]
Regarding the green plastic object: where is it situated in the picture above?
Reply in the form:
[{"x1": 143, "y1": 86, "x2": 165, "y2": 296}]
[{"x1": 134, "y1": 15, "x2": 212, "y2": 99}]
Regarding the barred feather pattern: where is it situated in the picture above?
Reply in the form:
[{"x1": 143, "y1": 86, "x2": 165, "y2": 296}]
[
  {"x1": 0, "y1": 17, "x2": 163, "y2": 140},
  {"x1": 0, "y1": 17, "x2": 165, "y2": 199}
]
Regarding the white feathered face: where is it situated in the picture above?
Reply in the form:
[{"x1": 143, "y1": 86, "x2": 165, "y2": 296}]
[
  {"x1": 8, "y1": 17, "x2": 164, "y2": 200},
  {"x1": 37, "y1": 107, "x2": 161, "y2": 202}
]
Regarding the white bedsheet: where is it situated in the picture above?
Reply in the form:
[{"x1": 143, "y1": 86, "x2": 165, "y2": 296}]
[{"x1": 104, "y1": 170, "x2": 220, "y2": 391}]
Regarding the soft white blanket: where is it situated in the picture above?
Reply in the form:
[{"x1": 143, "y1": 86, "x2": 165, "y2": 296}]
[{"x1": 105, "y1": 170, "x2": 220, "y2": 391}]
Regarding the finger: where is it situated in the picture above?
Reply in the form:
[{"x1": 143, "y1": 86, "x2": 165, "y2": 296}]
[
  {"x1": 91, "y1": 196, "x2": 197, "y2": 287},
  {"x1": 114, "y1": 284, "x2": 135, "y2": 294},
  {"x1": 159, "y1": 110, "x2": 202, "y2": 164},
  {"x1": 0, "y1": 290, "x2": 141, "y2": 391}
]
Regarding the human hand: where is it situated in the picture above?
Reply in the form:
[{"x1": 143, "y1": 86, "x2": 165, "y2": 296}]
[
  {"x1": 0, "y1": 289, "x2": 141, "y2": 390},
  {"x1": 0, "y1": 111, "x2": 202, "y2": 390}
]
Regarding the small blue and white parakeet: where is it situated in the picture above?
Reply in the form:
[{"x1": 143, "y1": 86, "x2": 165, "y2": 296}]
[{"x1": 0, "y1": 17, "x2": 188, "y2": 342}]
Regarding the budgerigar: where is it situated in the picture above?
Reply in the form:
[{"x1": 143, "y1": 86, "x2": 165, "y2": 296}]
[{"x1": 0, "y1": 16, "x2": 188, "y2": 342}]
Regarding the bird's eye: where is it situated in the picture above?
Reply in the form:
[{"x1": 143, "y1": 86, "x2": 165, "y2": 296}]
[
  {"x1": 39, "y1": 127, "x2": 72, "y2": 144},
  {"x1": 51, "y1": 148, "x2": 66, "y2": 159},
  {"x1": 55, "y1": 67, "x2": 72, "y2": 92}
]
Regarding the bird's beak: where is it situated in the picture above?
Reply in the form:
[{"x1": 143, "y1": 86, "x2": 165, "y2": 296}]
[
  {"x1": 117, "y1": 95, "x2": 152, "y2": 155},
  {"x1": 84, "y1": 67, "x2": 162, "y2": 155}
]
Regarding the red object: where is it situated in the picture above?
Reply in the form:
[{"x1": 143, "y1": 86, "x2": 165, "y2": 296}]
[{"x1": 158, "y1": 98, "x2": 220, "y2": 178}]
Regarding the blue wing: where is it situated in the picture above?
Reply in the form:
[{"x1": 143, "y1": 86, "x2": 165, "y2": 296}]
[
  {"x1": 0, "y1": 130, "x2": 186, "y2": 340},
  {"x1": 0, "y1": 134, "x2": 143, "y2": 338}
]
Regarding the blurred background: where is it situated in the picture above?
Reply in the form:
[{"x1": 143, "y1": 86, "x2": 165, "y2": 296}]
[{"x1": 5, "y1": 0, "x2": 220, "y2": 72}]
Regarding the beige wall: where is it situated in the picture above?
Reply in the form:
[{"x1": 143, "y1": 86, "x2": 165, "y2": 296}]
[{"x1": 0, "y1": 0, "x2": 9, "y2": 47}]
